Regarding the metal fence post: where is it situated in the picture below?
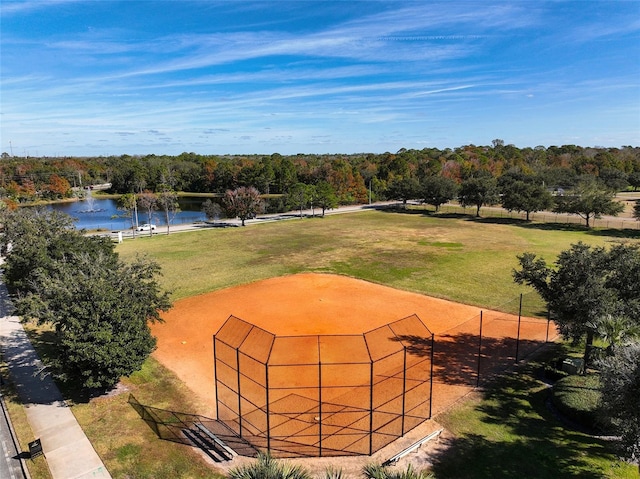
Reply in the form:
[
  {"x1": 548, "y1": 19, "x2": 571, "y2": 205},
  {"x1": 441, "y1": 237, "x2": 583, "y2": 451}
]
[
  {"x1": 318, "y1": 358, "x2": 322, "y2": 457},
  {"x1": 265, "y1": 360, "x2": 270, "y2": 453},
  {"x1": 515, "y1": 293, "x2": 523, "y2": 362},
  {"x1": 213, "y1": 336, "x2": 219, "y2": 420},
  {"x1": 476, "y1": 311, "x2": 483, "y2": 388},
  {"x1": 546, "y1": 307, "x2": 551, "y2": 342},
  {"x1": 429, "y1": 333, "x2": 435, "y2": 419},
  {"x1": 369, "y1": 359, "x2": 374, "y2": 456},
  {"x1": 236, "y1": 348, "x2": 242, "y2": 436},
  {"x1": 401, "y1": 347, "x2": 407, "y2": 436}
]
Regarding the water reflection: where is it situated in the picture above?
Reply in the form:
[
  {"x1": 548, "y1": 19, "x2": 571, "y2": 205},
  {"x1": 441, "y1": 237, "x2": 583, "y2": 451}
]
[{"x1": 47, "y1": 196, "x2": 208, "y2": 231}]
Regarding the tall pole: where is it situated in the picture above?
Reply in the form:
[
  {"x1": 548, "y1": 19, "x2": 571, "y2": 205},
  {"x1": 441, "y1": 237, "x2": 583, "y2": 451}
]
[
  {"x1": 515, "y1": 293, "x2": 523, "y2": 362},
  {"x1": 401, "y1": 347, "x2": 407, "y2": 435},
  {"x1": 318, "y1": 359, "x2": 322, "y2": 457},
  {"x1": 265, "y1": 361, "x2": 271, "y2": 453},
  {"x1": 429, "y1": 333, "x2": 435, "y2": 419},
  {"x1": 236, "y1": 348, "x2": 242, "y2": 436},
  {"x1": 369, "y1": 359, "x2": 374, "y2": 455},
  {"x1": 213, "y1": 337, "x2": 219, "y2": 420},
  {"x1": 476, "y1": 312, "x2": 484, "y2": 388}
]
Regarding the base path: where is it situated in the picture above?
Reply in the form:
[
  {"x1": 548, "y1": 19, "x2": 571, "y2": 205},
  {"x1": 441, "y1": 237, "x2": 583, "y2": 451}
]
[{"x1": 0, "y1": 278, "x2": 111, "y2": 479}]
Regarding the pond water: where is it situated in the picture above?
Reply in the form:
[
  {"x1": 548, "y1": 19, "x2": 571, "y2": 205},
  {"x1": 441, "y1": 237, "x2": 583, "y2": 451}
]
[{"x1": 46, "y1": 196, "x2": 208, "y2": 231}]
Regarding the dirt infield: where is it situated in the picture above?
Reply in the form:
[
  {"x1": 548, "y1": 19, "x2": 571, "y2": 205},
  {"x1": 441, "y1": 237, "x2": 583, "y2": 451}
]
[{"x1": 151, "y1": 273, "x2": 552, "y2": 423}]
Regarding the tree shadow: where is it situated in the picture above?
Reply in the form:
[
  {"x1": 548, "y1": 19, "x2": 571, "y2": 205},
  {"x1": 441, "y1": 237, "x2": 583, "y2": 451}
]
[
  {"x1": 429, "y1": 350, "x2": 624, "y2": 479},
  {"x1": 376, "y1": 206, "x2": 640, "y2": 239},
  {"x1": 19, "y1": 326, "x2": 115, "y2": 403},
  {"x1": 395, "y1": 331, "x2": 548, "y2": 388},
  {"x1": 586, "y1": 227, "x2": 640, "y2": 239},
  {"x1": 375, "y1": 206, "x2": 431, "y2": 216},
  {"x1": 128, "y1": 394, "x2": 257, "y2": 459}
]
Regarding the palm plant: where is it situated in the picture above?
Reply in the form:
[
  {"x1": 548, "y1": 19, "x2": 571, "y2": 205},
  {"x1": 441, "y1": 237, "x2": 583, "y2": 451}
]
[
  {"x1": 362, "y1": 463, "x2": 434, "y2": 479},
  {"x1": 228, "y1": 452, "x2": 312, "y2": 479},
  {"x1": 588, "y1": 314, "x2": 640, "y2": 356}
]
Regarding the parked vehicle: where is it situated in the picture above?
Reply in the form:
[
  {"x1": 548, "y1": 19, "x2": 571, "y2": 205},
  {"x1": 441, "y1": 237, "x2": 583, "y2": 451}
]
[{"x1": 137, "y1": 223, "x2": 156, "y2": 231}]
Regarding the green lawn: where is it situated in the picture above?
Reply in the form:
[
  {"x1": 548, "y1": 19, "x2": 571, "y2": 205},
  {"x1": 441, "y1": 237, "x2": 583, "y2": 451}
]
[
  {"x1": 17, "y1": 209, "x2": 640, "y2": 478},
  {"x1": 433, "y1": 345, "x2": 637, "y2": 479},
  {"x1": 116, "y1": 210, "x2": 629, "y2": 310}
]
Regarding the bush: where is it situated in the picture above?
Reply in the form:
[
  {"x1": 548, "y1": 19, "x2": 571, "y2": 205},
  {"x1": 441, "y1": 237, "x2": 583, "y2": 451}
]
[
  {"x1": 541, "y1": 355, "x2": 569, "y2": 382},
  {"x1": 543, "y1": 363, "x2": 569, "y2": 381},
  {"x1": 551, "y1": 373, "x2": 613, "y2": 433}
]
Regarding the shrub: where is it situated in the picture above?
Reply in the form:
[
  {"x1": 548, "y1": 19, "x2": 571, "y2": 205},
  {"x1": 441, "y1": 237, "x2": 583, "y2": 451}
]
[{"x1": 551, "y1": 373, "x2": 612, "y2": 433}]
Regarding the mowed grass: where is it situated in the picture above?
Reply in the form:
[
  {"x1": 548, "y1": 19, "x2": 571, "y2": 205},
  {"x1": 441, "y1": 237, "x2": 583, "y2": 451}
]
[
  {"x1": 116, "y1": 210, "x2": 629, "y2": 311},
  {"x1": 433, "y1": 345, "x2": 638, "y2": 479},
  {"x1": 17, "y1": 209, "x2": 639, "y2": 478}
]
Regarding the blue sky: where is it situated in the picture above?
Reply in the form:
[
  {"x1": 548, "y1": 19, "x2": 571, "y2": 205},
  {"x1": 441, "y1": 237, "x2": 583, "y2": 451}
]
[{"x1": 1, "y1": 1, "x2": 639, "y2": 156}]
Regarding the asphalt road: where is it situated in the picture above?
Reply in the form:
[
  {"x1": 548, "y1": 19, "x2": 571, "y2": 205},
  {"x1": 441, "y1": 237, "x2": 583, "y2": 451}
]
[{"x1": 0, "y1": 389, "x2": 28, "y2": 479}]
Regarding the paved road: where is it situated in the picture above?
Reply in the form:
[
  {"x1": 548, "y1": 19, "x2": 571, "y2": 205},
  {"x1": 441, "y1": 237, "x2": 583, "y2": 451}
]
[
  {"x1": 0, "y1": 389, "x2": 28, "y2": 479},
  {"x1": 100, "y1": 198, "x2": 640, "y2": 240}
]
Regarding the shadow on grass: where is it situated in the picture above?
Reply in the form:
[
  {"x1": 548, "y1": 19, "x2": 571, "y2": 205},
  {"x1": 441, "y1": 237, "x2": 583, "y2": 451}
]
[
  {"x1": 377, "y1": 206, "x2": 640, "y2": 239},
  {"x1": 430, "y1": 348, "x2": 625, "y2": 479}
]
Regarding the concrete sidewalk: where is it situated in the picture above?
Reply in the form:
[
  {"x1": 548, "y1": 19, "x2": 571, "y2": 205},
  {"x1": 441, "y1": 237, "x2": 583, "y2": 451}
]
[{"x1": 0, "y1": 281, "x2": 111, "y2": 479}]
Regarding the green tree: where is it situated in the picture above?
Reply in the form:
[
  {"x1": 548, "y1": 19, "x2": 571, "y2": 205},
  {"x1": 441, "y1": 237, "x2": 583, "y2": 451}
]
[
  {"x1": 222, "y1": 186, "x2": 263, "y2": 226},
  {"x1": 387, "y1": 176, "x2": 421, "y2": 209},
  {"x1": 588, "y1": 314, "x2": 640, "y2": 356},
  {"x1": 137, "y1": 191, "x2": 158, "y2": 235},
  {"x1": 628, "y1": 172, "x2": 640, "y2": 191},
  {"x1": 156, "y1": 186, "x2": 180, "y2": 235},
  {"x1": 201, "y1": 199, "x2": 223, "y2": 222},
  {"x1": 15, "y1": 253, "x2": 171, "y2": 388},
  {"x1": 458, "y1": 171, "x2": 499, "y2": 217},
  {"x1": 421, "y1": 175, "x2": 458, "y2": 212},
  {"x1": 498, "y1": 173, "x2": 553, "y2": 221},
  {"x1": 599, "y1": 168, "x2": 629, "y2": 192},
  {"x1": 2, "y1": 208, "x2": 171, "y2": 389},
  {"x1": 0, "y1": 208, "x2": 114, "y2": 292},
  {"x1": 598, "y1": 343, "x2": 640, "y2": 471},
  {"x1": 314, "y1": 180, "x2": 338, "y2": 216},
  {"x1": 116, "y1": 193, "x2": 140, "y2": 235},
  {"x1": 513, "y1": 242, "x2": 640, "y2": 369},
  {"x1": 553, "y1": 179, "x2": 624, "y2": 227},
  {"x1": 287, "y1": 182, "x2": 312, "y2": 217}
]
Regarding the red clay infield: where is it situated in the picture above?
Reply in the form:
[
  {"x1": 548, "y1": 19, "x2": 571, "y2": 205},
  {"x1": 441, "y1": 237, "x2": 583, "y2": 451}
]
[{"x1": 151, "y1": 273, "x2": 550, "y2": 418}]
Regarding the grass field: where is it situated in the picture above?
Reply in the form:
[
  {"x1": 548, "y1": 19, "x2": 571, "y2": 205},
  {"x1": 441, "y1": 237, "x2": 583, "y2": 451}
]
[
  {"x1": 15, "y1": 208, "x2": 640, "y2": 478},
  {"x1": 433, "y1": 344, "x2": 638, "y2": 479},
  {"x1": 117, "y1": 209, "x2": 637, "y2": 310}
]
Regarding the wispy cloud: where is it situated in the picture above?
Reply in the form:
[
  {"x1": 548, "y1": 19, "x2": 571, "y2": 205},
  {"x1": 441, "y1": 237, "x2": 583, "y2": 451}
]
[{"x1": 1, "y1": 1, "x2": 638, "y2": 155}]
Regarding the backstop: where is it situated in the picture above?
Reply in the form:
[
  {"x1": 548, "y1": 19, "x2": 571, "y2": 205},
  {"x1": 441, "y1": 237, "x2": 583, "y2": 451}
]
[{"x1": 214, "y1": 314, "x2": 434, "y2": 457}]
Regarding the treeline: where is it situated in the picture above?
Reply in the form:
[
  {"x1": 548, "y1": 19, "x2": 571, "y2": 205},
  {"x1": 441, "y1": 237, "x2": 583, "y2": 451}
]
[{"x1": 1, "y1": 142, "x2": 639, "y2": 206}]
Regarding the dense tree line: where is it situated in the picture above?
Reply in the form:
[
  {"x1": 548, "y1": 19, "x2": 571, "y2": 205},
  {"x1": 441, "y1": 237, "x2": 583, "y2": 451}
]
[{"x1": 1, "y1": 143, "x2": 639, "y2": 203}]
